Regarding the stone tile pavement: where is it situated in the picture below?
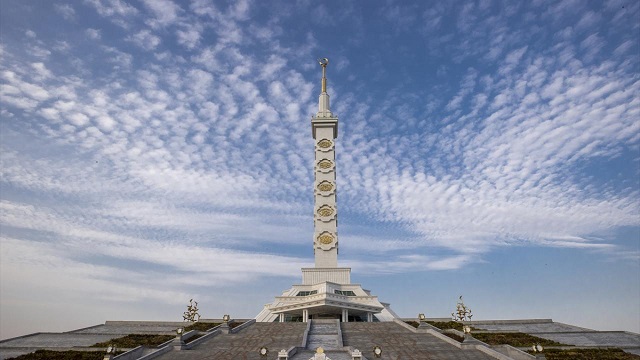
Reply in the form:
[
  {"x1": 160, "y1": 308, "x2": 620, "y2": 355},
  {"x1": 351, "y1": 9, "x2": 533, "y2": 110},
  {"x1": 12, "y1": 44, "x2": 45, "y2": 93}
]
[
  {"x1": 0, "y1": 333, "x2": 116, "y2": 348},
  {"x1": 341, "y1": 323, "x2": 496, "y2": 360},
  {"x1": 472, "y1": 321, "x2": 591, "y2": 333},
  {"x1": 152, "y1": 322, "x2": 308, "y2": 360},
  {"x1": 533, "y1": 331, "x2": 640, "y2": 348},
  {"x1": 0, "y1": 333, "x2": 116, "y2": 360},
  {"x1": 472, "y1": 320, "x2": 640, "y2": 356},
  {"x1": 0, "y1": 321, "x2": 183, "y2": 360},
  {"x1": 71, "y1": 321, "x2": 183, "y2": 335}
]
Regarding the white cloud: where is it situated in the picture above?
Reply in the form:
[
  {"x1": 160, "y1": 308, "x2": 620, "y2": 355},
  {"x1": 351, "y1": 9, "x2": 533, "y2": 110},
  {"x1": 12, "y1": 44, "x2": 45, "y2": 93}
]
[
  {"x1": 55, "y1": 4, "x2": 76, "y2": 20},
  {"x1": 176, "y1": 26, "x2": 201, "y2": 49},
  {"x1": 127, "y1": 29, "x2": 161, "y2": 50},
  {"x1": 85, "y1": 28, "x2": 101, "y2": 40},
  {"x1": 141, "y1": 0, "x2": 182, "y2": 27},
  {"x1": 84, "y1": 0, "x2": 138, "y2": 17}
]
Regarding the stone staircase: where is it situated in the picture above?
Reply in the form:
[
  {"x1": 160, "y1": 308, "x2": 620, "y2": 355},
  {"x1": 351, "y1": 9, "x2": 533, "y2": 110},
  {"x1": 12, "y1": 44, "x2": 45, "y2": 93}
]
[
  {"x1": 290, "y1": 319, "x2": 352, "y2": 360},
  {"x1": 152, "y1": 322, "x2": 307, "y2": 360},
  {"x1": 291, "y1": 349, "x2": 353, "y2": 360},
  {"x1": 306, "y1": 319, "x2": 342, "y2": 350},
  {"x1": 341, "y1": 322, "x2": 496, "y2": 360}
]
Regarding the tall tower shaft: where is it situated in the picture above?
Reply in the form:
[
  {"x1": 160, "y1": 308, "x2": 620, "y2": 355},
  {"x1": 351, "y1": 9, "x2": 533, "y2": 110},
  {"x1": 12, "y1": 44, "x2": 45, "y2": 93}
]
[
  {"x1": 311, "y1": 58, "x2": 339, "y2": 268},
  {"x1": 255, "y1": 58, "x2": 396, "y2": 323}
]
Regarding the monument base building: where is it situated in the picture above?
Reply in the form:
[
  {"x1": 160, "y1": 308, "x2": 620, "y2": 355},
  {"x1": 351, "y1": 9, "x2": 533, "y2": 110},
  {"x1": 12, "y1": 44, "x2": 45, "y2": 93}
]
[{"x1": 255, "y1": 269, "x2": 399, "y2": 323}]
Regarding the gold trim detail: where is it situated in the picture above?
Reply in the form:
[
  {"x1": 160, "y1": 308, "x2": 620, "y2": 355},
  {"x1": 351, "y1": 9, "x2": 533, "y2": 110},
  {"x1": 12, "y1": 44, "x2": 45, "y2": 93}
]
[
  {"x1": 317, "y1": 181, "x2": 333, "y2": 192},
  {"x1": 317, "y1": 139, "x2": 332, "y2": 148},
  {"x1": 318, "y1": 233, "x2": 334, "y2": 245},
  {"x1": 317, "y1": 205, "x2": 334, "y2": 217},
  {"x1": 317, "y1": 159, "x2": 333, "y2": 169}
]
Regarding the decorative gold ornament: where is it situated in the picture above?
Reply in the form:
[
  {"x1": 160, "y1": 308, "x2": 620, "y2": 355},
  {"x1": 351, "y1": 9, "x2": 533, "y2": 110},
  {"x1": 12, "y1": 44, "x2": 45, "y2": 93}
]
[
  {"x1": 451, "y1": 295, "x2": 473, "y2": 322},
  {"x1": 317, "y1": 181, "x2": 333, "y2": 192},
  {"x1": 317, "y1": 205, "x2": 334, "y2": 217},
  {"x1": 317, "y1": 139, "x2": 332, "y2": 148},
  {"x1": 318, "y1": 58, "x2": 329, "y2": 93},
  {"x1": 317, "y1": 159, "x2": 333, "y2": 169},
  {"x1": 318, "y1": 233, "x2": 334, "y2": 245}
]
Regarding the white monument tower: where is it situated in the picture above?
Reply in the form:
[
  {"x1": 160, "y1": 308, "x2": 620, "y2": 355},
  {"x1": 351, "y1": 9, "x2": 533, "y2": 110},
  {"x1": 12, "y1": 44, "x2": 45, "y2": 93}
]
[{"x1": 256, "y1": 59, "x2": 397, "y2": 323}]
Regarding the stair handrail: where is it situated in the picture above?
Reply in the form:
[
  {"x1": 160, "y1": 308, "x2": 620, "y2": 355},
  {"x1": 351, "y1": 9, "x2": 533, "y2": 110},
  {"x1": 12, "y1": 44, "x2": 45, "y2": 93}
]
[
  {"x1": 301, "y1": 319, "x2": 312, "y2": 347},
  {"x1": 230, "y1": 319, "x2": 256, "y2": 334},
  {"x1": 335, "y1": 319, "x2": 344, "y2": 348}
]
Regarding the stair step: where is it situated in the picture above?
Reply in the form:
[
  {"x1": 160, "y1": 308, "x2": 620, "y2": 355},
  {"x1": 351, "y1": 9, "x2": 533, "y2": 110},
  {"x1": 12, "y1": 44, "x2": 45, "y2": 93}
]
[
  {"x1": 306, "y1": 320, "x2": 342, "y2": 351},
  {"x1": 291, "y1": 349, "x2": 353, "y2": 360}
]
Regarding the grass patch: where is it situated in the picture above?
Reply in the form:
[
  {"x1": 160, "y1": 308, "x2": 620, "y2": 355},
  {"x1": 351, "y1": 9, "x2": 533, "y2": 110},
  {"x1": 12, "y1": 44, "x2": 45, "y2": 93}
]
[
  {"x1": 91, "y1": 334, "x2": 174, "y2": 348},
  {"x1": 184, "y1": 333, "x2": 206, "y2": 344},
  {"x1": 442, "y1": 332, "x2": 465, "y2": 342},
  {"x1": 406, "y1": 320, "x2": 478, "y2": 332},
  {"x1": 229, "y1": 321, "x2": 243, "y2": 329},
  {"x1": 7, "y1": 349, "x2": 122, "y2": 360},
  {"x1": 426, "y1": 321, "x2": 465, "y2": 331},
  {"x1": 184, "y1": 322, "x2": 220, "y2": 332},
  {"x1": 471, "y1": 332, "x2": 566, "y2": 347},
  {"x1": 527, "y1": 348, "x2": 640, "y2": 360}
]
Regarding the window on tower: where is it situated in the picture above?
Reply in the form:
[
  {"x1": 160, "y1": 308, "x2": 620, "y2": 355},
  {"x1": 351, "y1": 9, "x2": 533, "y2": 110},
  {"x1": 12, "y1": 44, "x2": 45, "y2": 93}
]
[{"x1": 334, "y1": 290, "x2": 356, "y2": 296}]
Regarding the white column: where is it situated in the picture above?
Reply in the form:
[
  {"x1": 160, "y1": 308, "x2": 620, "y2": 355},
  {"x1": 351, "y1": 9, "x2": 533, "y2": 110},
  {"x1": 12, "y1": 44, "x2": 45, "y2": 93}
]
[
  {"x1": 279, "y1": 313, "x2": 285, "y2": 322},
  {"x1": 303, "y1": 309, "x2": 309, "y2": 323},
  {"x1": 367, "y1": 313, "x2": 373, "y2": 322},
  {"x1": 312, "y1": 59, "x2": 339, "y2": 270},
  {"x1": 342, "y1": 309, "x2": 349, "y2": 322}
]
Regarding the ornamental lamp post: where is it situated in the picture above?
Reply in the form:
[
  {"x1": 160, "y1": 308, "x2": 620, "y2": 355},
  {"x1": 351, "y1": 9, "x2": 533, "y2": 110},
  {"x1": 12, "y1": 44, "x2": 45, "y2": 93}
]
[
  {"x1": 351, "y1": 348, "x2": 363, "y2": 360},
  {"x1": 373, "y1": 345, "x2": 382, "y2": 358},
  {"x1": 278, "y1": 348, "x2": 289, "y2": 359},
  {"x1": 103, "y1": 345, "x2": 116, "y2": 360},
  {"x1": 173, "y1": 328, "x2": 186, "y2": 350},
  {"x1": 532, "y1": 344, "x2": 545, "y2": 359},
  {"x1": 259, "y1": 346, "x2": 269, "y2": 358},
  {"x1": 220, "y1": 314, "x2": 231, "y2": 334}
]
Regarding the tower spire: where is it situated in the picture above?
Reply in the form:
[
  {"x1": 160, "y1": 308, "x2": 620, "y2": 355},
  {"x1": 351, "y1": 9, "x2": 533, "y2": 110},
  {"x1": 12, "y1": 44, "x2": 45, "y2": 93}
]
[
  {"x1": 320, "y1": 58, "x2": 328, "y2": 93},
  {"x1": 316, "y1": 58, "x2": 332, "y2": 118}
]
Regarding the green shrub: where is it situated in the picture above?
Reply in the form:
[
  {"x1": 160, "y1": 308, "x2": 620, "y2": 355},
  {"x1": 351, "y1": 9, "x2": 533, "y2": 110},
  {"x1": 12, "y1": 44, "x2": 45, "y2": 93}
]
[
  {"x1": 184, "y1": 333, "x2": 206, "y2": 344},
  {"x1": 405, "y1": 321, "x2": 420, "y2": 328},
  {"x1": 471, "y1": 332, "x2": 566, "y2": 347},
  {"x1": 426, "y1": 321, "x2": 465, "y2": 331},
  {"x1": 528, "y1": 348, "x2": 640, "y2": 360},
  {"x1": 91, "y1": 334, "x2": 174, "y2": 348},
  {"x1": 184, "y1": 322, "x2": 220, "y2": 331},
  {"x1": 442, "y1": 332, "x2": 465, "y2": 342},
  {"x1": 7, "y1": 349, "x2": 115, "y2": 360},
  {"x1": 229, "y1": 321, "x2": 243, "y2": 329}
]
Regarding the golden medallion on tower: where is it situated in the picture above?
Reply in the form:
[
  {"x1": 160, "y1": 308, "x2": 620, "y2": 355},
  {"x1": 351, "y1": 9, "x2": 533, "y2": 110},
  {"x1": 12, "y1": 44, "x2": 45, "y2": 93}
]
[
  {"x1": 317, "y1": 232, "x2": 334, "y2": 245},
  {"x1": 317, "y1": 205, "x2": 334, "y2": 217},
  {"x1": 317, "y1": 181, "x2": 334, "y2": 192},
  {"x1": 317, "y1": 159, "x2": 333, "y2": 169},
  {"x1": 317, "y1": 139, "x2": 333, "y2": 149}
]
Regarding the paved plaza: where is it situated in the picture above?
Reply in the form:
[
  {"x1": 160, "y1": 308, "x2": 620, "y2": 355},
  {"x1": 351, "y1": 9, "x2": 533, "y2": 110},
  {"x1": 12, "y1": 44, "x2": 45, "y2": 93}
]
[{"x1": 2, "y1": 318, "x2": 640, "y2": 359}]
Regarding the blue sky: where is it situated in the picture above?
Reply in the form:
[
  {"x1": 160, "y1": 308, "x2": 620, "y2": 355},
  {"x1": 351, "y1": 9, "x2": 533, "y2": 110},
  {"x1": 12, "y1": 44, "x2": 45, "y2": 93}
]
[{"x1": 1, "y1": 0, "x2": 639, "y2": 340}]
